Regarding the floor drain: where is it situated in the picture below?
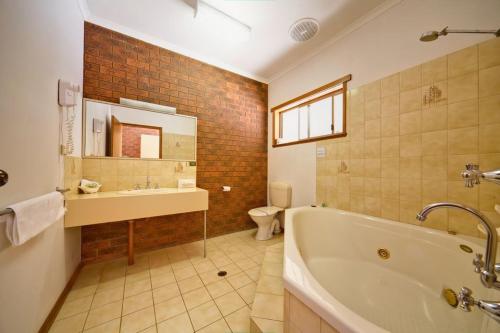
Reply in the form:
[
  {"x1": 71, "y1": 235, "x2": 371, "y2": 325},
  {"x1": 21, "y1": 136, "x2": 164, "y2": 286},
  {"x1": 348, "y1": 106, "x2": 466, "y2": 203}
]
[{"x1": 217, "y1": 271, "x2": 227, "y2": 277}]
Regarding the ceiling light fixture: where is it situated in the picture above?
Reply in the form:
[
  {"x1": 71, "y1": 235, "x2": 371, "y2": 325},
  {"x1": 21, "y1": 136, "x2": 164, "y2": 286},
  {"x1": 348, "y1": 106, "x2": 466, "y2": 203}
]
[{"x1": 187, "y1": 0, "x2": 251, "y2": 41}]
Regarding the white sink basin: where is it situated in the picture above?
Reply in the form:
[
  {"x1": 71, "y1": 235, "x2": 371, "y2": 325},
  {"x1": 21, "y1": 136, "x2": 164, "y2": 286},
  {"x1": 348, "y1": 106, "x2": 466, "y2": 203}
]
[{"x1": 117, "y1": 188, "x2": 178, "y2": 195}]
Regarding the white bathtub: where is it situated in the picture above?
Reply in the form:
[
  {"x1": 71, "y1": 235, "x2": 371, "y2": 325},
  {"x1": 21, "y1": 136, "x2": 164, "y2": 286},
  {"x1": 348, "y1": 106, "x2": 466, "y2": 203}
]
[{"x1": 284, "y1": 207, "x2": 500, "y2": 333}]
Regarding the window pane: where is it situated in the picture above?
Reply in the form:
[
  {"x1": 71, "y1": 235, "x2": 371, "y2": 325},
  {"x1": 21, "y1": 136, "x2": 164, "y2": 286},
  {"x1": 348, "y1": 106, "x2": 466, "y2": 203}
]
[
  {"x1": 309, "y1": 97, "x2": 332, "y2": 137},
  {"x1": 333, "y1": 93, "x2": 343, "y2": 134},
  {"x1": 299, "y1": 106, "x2": 308, "y2": 140},
  {"x1": 280, "y1": 108, "x2": 298, "y2": 143}
]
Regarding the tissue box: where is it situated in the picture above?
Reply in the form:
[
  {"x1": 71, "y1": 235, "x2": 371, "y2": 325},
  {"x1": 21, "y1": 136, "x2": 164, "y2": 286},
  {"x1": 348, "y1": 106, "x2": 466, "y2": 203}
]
[{"x1": 178, "y1": 179, "x2": 196, "y2": 188}]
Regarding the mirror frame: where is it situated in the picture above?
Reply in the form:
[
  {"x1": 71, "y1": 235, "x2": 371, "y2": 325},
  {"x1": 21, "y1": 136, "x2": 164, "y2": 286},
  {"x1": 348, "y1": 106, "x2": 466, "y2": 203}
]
[{"x1": 82, "y1": 98, "x2": 197, "y2": 162}]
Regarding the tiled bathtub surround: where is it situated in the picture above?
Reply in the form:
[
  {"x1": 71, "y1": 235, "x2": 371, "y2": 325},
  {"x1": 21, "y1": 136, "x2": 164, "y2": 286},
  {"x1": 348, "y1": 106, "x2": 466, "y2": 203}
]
[
  {"x1": 317, "y1": 38, "x2": 500, "y2": 237},
  {"x1": 50, "y1": 229, "x2": 283, "y2": 333},
  {"x1": 284, "y1": 289, "x2": 339, "y2": 333}
]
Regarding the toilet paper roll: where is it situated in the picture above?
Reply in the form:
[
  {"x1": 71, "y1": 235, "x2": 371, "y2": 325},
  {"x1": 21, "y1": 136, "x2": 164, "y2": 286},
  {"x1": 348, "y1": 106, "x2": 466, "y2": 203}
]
[{"x1": 222, "y1": 186, "x2": 231, "y2": 192}]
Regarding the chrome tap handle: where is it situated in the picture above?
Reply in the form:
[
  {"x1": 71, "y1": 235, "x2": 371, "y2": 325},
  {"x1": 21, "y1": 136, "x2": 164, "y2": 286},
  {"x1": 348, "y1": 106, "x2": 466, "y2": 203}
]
[
  {"x1": 473, "y1": 253, "x2": 484, "y2": 273},
  {"x1": 458, "y1": 287, "x2": 475, "y2": 312}
]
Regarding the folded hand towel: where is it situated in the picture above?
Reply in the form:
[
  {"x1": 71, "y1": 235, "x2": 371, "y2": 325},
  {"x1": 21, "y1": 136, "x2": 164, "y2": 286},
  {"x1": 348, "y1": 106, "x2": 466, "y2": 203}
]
[{"x1": 4, "y1": 191, "x2": 65, "y2": 246}]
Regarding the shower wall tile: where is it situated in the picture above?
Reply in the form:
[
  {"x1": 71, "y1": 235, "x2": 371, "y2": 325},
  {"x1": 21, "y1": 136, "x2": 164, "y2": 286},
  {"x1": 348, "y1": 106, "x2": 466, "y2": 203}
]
[{"x1": 316, "y1": 38, "x2": 500, "y2": 238}]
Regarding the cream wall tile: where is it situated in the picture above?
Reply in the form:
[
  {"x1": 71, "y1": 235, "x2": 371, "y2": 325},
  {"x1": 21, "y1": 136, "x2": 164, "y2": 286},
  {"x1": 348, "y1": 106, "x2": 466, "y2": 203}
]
[
  {"x1": 365, "y1": 120, "x2": 381, "y2": 139},
  {"x1": 400, "y1": 157, "x2": 421, "y2": 179},
  {"x1": 364, "y1": 81, "x2": 381, "y2": 101},
  {"x1": 381, "y1": 158, "x2": 399, "y2": 178},
  {"x1": 448, "y1": 72, "x2": 478, "y2": 104},
  {"x1": 479, "y1": 182, "x2": 500, "y2": 212},
  {"x1": 400, "y1": 65, "x2": 421, "y2": 91},
  {"x1": 381, "y1": 178, "x2": 399, "y2": 199},
  {"x1": 422, "y1": 130, "x2": 447, "y2": 156},
  {"x1": 399, "y1": 200, "x2": 421, "y2": 225},
  {"x1": 364, "y1": 159, "x2": 381, "y2": 178},
  {"x1": 364, "y1": 138, "x2": 381, "y2": 158},
  {"x1": 364, "y1": 197, "x2": 381, "y2": 216},
  {"x1": 400, "y1": 134, "x2": 422, "y2": 157},
  {"x1": 448, "y1": 127, "x2": 478, "y2": 154},
  {"x1": 400, "y1": 88, "x2": 421, "y2": 114},
  {"x1": 422, "y1": 180, "x2": 447, "y2": 203},
  {"x1": 381, "y1": 199, "x2": 399, "y2": 221},
  {"x1": 400, "y1": 179, "x2": 421, "y2": 202},
  {"x1": 365, "y1": 99, "x2": 381, "y2": 120},
  {"x1": 448, "y1": 181, "x2": 479, "y2": 208},
  {"x1": 479, "y1": 123, "x2": 500, "y2": 153},
  {"x1": 479, "y1": 95, "x2": 500, "y2": 125},
  {"x1": 350, "y1": 103, "x2": 364, "y2": 125},
  {"x1": 480, "y1": 153, "x2": 500, "y2": 171},
  {"x1": 422, "y1": 56, "x2": 447, "y2": 84},
  {"x1": 448, "y1": 45, "x2": 478, "y2": 78},
  {"x1": 422, "y1": 155, "x2": 447, "y2": 180},
  {"x1": 381, "y1": 73, "x2": 400, "y2": 97},
  {"x1": 381, "y1": 115, "x2": 399, "y2": 137},
  {"x1": 448, "y1": 99, "x2": 478, "y2": 129},
  {"x1": 349, "y1": 159, "x2": 363, "y2": 176},
  {"x1": 422, "y1": 106, "x2": 447, "y2": 132},
  {"x1": 350, "y1": 195, "x2": 364, "y2": 213},
  {"x1": 320, "y1": 319, "x2": 340, "y2": 333},
  {"x1": 350, "y1": 140, "x2": 364, "y2": 159},
  {"x1": 364, "y1": 178, "x2": 381, "y2": 198},
  {"x1": 350, "y1": 124, "x2": 365, "y2": 141},
  {"x1": 381, "y1": 136, "x2": 399, "y2": 158},
  {"x1": 479, "y1": 65, "x2": 500, "y2": 98},
  {"x1": 350, "y1": 177, "x2": 364, "y2": 195},
  {"x1": 381, "y1": 94, "x2": 399, "y2": 117},
  {"x1": 478, "y1": 37, "x2": 500, "y2": 69},
  {"x1": 350, "y1": 87, "x2": 364, "y2": 106},
  {"x1": 400, "y1": 111, "x2": 421, "y2": 135},
  {"x1": 449, "y1": 210, "x2": 480, "y2": 237},
  {"x1": 82, "y1": 158, "x2": 101, "y2": 178}
]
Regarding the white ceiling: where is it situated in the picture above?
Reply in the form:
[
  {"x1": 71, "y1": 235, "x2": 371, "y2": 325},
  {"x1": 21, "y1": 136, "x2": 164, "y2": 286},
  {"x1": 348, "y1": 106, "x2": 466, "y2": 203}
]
[{"x1": 82, "y1": 0, "x2": 395, "y2": 82}]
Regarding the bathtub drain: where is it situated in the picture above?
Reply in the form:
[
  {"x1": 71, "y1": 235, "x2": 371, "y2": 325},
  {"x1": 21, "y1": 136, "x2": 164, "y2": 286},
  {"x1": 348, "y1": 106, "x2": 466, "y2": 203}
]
[{"x1": 377, "y1": 248, "x2": 390, "y2": 260}]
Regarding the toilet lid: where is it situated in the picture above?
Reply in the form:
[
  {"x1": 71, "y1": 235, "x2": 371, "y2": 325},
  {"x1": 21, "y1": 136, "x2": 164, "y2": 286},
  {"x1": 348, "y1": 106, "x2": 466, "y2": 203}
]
[{"x1": 249, "y1": 206, "x2": 282, "y2": 216}]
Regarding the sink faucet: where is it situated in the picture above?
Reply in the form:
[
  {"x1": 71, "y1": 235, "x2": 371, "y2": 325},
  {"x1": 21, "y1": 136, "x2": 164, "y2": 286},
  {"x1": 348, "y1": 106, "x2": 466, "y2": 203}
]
[
  {"x1": 457, "y1": 287, "x2": 500, "y2": 323},
  {"x1": 461, "y1": 164, "x2": 500, "y2": 187},
  {"x1": 416, "y1": 202, "x2": 500, "y2": 289}
]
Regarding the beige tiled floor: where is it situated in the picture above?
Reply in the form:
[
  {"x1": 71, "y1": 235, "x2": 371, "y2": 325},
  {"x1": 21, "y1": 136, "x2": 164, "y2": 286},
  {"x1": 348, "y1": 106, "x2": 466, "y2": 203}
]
[{"x1": 50, "y1": 229, "x2": 283, "y2": 333}]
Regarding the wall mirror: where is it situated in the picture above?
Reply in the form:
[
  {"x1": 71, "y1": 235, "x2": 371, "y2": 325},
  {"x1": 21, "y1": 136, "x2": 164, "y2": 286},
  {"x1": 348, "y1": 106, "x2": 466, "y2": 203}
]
[{"x1": 83, "y1": 99, "x2": 197, "y2": 161}]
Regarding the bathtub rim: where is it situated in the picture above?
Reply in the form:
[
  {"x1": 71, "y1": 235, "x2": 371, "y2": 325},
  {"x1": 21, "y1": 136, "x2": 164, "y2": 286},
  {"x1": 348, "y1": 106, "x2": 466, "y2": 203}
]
[{"x1": 283, "y1": 206, "x2": 485, "y2": 333}]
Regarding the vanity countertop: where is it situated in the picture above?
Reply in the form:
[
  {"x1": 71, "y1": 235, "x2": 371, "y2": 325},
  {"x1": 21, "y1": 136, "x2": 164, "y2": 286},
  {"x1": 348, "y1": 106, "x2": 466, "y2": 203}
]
[{"x1": 64, "y1": 187, "x2": 208, "y2": 227}]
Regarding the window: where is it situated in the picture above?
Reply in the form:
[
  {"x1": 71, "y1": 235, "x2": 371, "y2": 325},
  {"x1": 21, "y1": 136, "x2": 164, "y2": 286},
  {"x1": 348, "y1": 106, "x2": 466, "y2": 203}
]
[{"x1": 271, "y1": 75, "x2": 351, "y2": 147}]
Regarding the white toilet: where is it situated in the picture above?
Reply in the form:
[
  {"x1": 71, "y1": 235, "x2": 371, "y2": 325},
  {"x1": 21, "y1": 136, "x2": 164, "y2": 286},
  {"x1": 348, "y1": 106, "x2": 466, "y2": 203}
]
[{"x1": 248, "y1": 182, "x2": 292, "y2": 240}]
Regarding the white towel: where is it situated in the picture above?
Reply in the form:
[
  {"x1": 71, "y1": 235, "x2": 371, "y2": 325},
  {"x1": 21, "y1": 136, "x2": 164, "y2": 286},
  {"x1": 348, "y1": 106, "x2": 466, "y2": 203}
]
[{"x1": 4, "y1": 192, "x2": 65, "y2": 246}]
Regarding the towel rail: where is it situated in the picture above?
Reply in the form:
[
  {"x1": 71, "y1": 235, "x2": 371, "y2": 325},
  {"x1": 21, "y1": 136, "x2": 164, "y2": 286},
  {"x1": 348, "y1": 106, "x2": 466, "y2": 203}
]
[{"x1": 0, "y1": 188, "x2": 70, "y2": 217}]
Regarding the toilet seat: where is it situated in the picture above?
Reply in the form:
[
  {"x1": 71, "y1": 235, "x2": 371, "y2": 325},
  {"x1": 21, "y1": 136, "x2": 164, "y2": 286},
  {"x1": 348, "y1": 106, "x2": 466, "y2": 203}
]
[{"x1": 248, "y1": 206, "x2": 283, "y2": 216}]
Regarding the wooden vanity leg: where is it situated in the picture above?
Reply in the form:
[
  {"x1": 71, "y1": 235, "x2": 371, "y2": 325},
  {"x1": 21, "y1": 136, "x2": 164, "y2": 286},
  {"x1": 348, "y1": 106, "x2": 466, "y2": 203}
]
[
  {"x1": 203, "y1": 211, "x2": 207, "y2": 258},
  {"x1": 128, "y1": 220, "x2": 134, "y2": 265}
]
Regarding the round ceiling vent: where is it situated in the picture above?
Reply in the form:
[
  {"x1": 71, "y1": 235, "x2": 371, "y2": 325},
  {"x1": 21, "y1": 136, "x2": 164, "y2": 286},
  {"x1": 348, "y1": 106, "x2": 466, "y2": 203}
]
[{"x1": 289, "y1": 18, "x2": 320, "y2": 42}]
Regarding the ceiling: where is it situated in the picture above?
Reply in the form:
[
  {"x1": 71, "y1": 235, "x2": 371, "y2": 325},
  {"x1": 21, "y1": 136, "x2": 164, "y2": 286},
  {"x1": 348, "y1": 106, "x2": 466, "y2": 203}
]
[{"x1": 83, "y1": 0, "x2": 394, "y2": 82}]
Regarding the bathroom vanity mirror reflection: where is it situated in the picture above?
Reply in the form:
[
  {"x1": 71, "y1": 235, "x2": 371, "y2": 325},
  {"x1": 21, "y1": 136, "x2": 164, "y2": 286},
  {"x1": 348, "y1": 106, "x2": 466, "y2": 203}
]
[{"x1": 83, "y1": 99, "x2": 196, "y2": 161}]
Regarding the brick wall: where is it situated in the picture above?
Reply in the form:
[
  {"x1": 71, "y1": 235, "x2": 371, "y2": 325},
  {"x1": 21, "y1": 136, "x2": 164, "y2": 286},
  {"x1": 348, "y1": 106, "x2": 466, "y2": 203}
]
[
  {"x1": 82, "y1": 22, "x2": 268, "y2": 262},
  {"x1": 121, "y1": 124, "x2": 160, "y2": 158}
]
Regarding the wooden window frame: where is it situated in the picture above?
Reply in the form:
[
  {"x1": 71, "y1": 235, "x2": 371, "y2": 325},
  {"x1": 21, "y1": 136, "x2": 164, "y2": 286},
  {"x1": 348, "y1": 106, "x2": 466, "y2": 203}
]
[{"x1": 271, "y1": 74, "x2": 351, "y2": 148}]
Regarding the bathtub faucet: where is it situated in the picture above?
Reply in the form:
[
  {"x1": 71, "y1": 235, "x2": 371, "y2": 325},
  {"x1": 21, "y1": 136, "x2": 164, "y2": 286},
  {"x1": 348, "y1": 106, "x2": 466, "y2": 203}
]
[
  {"x1": 416, "y1": 202, "x2": 500, "y2": 290},
  {"x1": 461, "y1": 164, "x2": 500, "y2": 188},
  {"x1": 457, "y1": 287, "x2": 500, "y2": 323}
]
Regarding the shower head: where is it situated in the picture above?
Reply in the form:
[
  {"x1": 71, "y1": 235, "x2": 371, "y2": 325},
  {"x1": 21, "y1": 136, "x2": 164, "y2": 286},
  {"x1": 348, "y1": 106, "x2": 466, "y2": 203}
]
[
  {"x1": 419, "y1": 27, "x2": 448, "y2": 42},
  {"x1": 419, "y1": 27, "x2": 500, "y2": 42}
]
